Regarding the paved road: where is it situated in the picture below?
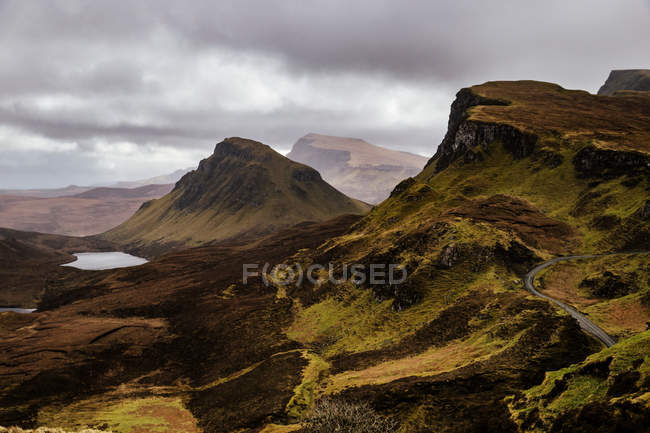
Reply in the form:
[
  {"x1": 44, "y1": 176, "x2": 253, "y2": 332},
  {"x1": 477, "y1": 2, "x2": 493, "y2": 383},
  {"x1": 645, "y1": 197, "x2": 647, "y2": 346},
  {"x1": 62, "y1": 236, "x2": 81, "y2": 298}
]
[{"x1": 524, "y1": 252, "x2": 649, "y2": 348}]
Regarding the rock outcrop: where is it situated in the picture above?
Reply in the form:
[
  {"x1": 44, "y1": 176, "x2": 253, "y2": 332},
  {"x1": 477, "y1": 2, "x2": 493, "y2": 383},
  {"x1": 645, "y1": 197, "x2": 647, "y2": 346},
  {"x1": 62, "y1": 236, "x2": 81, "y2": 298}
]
[
  {"x1": 426, "y1": 88, "x2": 537, "y2": 172},
  {"x1": 597, "y1": 70, "x2": 650, "y2": 96},
  {"x1": 572, "y1": 145, "x2": 650, "y2": 178}
]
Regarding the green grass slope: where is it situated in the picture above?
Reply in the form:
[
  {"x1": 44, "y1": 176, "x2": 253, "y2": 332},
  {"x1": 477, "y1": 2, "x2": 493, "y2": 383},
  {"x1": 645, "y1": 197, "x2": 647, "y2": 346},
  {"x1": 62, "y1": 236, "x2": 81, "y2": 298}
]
[
  {"x1": 270, "y1": 81, "x2": 650, "y2": 431},
  {"x1": 509, "y1": 330, "x2": 650, "y2": 432}
]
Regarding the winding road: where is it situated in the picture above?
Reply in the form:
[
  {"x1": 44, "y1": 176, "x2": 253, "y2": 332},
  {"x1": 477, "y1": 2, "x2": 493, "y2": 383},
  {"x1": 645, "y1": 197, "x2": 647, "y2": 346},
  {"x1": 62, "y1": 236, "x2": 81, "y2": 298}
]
[{"x1": 524, "y1": 252, "x2": 649, "y2": 348}]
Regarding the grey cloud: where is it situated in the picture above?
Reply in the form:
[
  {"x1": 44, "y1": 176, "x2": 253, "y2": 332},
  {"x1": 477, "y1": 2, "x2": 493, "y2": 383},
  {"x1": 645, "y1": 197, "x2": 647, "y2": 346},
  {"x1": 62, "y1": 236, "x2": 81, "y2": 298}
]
[
  {"x1": 155, "y1": 0, "x2": 650, "y2": 88},
  {"x1": 4, "y1": 1, "x2": 649, "y2": 89},
  {"x1": 0, "y1": 0, "x2": 648, "y2": 188}
]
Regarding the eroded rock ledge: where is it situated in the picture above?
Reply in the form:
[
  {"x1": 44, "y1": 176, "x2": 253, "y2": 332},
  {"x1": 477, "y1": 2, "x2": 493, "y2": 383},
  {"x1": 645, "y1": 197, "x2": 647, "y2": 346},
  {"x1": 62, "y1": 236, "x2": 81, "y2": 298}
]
[
  {"x1": 572, "y1": 145, "x2": 650, "y2": 178},
  {"x1": 426, "y1": 88, "x2": 537, "y2": 172}
]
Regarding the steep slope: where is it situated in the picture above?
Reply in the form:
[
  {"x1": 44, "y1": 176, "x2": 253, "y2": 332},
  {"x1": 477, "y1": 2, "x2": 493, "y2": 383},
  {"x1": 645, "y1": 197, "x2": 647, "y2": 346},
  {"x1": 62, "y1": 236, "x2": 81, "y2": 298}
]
[
  {"x1": 277, "y1": 81, "x2": 650, "y2": 430},
  {"x1": 104, "y1": 137, "x2": 371, "y2": 254},
  {"x1": 0, "y1": 184, "x2": 173, "y2": 236},
  {"x1": 509, "y1": 330, "x2": 650, "y2": 432},
  {"x1": 287, "y1": 133, "x2": 428, "y2": 204},
  {"x1": 597, "y1": 69, "x2": 650, "y2": 96}
]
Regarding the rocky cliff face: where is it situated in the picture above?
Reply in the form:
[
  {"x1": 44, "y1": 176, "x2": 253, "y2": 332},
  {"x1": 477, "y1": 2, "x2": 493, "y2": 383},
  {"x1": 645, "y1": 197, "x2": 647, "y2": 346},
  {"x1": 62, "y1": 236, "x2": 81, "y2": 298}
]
[
  {"x1": 597, "y1": 69, "x2": 650, "y2": 96},
  {"x1": 426, "y1": 88, "x2": 537, "y2": 172},
  {"x1": 572, "y1": 145, "x2": 650, "y2": 178},
  {"x1": 173, "y1": 140, "x2": 272, "y2": 211}
]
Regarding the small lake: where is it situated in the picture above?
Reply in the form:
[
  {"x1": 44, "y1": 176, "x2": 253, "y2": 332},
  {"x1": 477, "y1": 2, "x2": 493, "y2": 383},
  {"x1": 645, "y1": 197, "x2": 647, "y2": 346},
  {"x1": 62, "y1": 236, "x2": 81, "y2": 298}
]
[
  {"x1": 61, "y1": 252, "x2": 148, "y2": 270},
  {"x1": 0, "y1": 307, "x2": 37, "y2": 313}
]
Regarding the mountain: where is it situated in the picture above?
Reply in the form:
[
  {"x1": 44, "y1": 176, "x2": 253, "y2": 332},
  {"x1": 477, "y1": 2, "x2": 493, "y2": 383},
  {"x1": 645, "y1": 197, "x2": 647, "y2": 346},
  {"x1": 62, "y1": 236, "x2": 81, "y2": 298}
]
[
  {"x1": 285, "y1": 80, "x2": 649, "y2": 431},
  {"x1": 286, "y1": 133, "x2": 428, "y2": 204},
  {"x1": 1, "y1": 82, "x2": 648, "y2": 433},
  {"x1": 597, "y1": 69, "x2": 650, "y2": 95},
  {"x1": 109, "y1": 168, "x2": 194, "y2": 188},
  {"x1": 0, "y1": 168, "x2": 189, "y2": 237},
  {"x1": 0, "y1": 184, "x2": 173, "y2": 237},
  {"x1": 104, "y1": 137, "x2": 372, "y2": 254}
]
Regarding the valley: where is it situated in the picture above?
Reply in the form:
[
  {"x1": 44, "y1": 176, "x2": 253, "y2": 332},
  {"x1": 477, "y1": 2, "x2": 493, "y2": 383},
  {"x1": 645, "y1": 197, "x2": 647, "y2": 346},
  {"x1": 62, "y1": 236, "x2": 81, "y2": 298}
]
[{"x1": 2, "y1": 1, "x2": 650, "y2": 431}]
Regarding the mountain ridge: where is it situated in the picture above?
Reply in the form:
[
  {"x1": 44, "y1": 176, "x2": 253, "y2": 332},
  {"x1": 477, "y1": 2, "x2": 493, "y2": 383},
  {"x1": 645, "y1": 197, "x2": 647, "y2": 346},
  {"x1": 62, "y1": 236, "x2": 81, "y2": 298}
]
[
  {"x1": 0, "y1": 168, "x2": 191, "y2": 199},
  {"x1": 0, "y1": 184, "x2": 173, "y2": 237}
]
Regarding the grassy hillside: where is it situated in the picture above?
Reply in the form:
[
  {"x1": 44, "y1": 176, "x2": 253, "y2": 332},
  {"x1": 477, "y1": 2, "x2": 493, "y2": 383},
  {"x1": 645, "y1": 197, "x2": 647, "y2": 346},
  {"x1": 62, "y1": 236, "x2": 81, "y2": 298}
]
[
  {"x1": 465, "y1": 80, "x2": 650, "y2": 153},
  {"x1": 535, "y1": 254, "x2": 650, "y2": 338},
  {"x1": 275, "y1": 81, "x2": 650, "y2": 430},
  {"x1": 509, "y1": 330, "x2": 650, "y2": 432},
  {"x1": 104, "y1": 138, "x2": 370, "y2": 255},
  {"x1": 0, "y1": 216, "x2": 363, "y2": 432}
]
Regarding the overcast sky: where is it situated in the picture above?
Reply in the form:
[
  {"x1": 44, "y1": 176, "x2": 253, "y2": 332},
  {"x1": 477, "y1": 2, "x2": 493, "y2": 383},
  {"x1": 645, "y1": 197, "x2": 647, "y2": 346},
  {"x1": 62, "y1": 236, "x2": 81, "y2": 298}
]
[{"x1": 1, "y1": 0, "x2": 649, "y2": 188}]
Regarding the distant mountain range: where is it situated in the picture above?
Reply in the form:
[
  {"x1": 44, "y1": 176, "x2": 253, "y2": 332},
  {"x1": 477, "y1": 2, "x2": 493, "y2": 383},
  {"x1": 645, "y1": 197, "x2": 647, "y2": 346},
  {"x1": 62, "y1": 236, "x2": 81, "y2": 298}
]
[
  {"x1": 287, "y1": 133, "x2": 428, "y2": 204},
  {"x1": 103, "y1": 137, "x2": 371, "y2": 255},
  {"x1": 0, "y1": 185, "x2": 93, "y2": 199},
  {"x1": 598, "y1": 69, "x2": 650, "y2": 95},
  {"x1": 0, "y1": 168, "x2": 193, "y2": 198},
  {"x1": 106, "y1": 168, "x2": 195, "y2": 189},
  {"x1": 0, "y1": 135, "x2": 430, "y2": 241},
  {"x1": 0, "y1": 184, "x2": 174, "y2": 236},
  {"x1": 0, "y1": 168, "x2": 194, "y2": 236}
]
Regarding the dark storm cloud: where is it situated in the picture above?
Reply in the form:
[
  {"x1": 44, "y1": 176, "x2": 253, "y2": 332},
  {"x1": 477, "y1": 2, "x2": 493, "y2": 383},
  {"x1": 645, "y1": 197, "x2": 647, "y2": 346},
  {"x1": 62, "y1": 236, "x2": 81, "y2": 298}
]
[{"x1": 0, "y1": 0, "x2": 648, "y2": 188}]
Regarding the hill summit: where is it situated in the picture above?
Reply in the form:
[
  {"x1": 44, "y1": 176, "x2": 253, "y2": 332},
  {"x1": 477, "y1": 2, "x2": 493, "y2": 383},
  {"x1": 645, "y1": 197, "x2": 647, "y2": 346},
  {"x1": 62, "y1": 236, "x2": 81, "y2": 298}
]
[
  {"x1": 104, "y1": 137, "x2": 371, "y2": 254},
  {"x1": 287, "y1": 133, "x2": 428, "y2": 204}
]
